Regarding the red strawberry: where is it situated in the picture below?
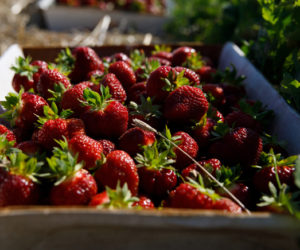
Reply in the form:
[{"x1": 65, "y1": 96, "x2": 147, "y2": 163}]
[
  {"x1": 174, "y1": 66, "x2": 200, "y2": 85},
  {"x1": 225, "y1": 110, "x2": 261, "y2": 132},
  {"x1": 31, "y1": 60, "x2": 48, "y2": 86},
  {"x1": 0, "y1": 125, "x2": 16, "y2": 143},
  {"x1": 164, "y1": 85, "x2": 209, "y2": 123},
  {"x1": 171, "y1": 46, "x2": 196, "y2": 66},
  {"x1": 254, "y1": 166, "x2": 295, "y2": 194},
  {"x1": 146, "y1": 65, "x2": 173, "y2": 103},
  {"x1": 87, "y1": 69, "x2": 104, "y2": 81},
  {"x1": 66, "y1": 118, "x2": 85, "y2": 138},
  {"x1": 94, "y1": 150, "x2": 139, "y2": 196},
  {"x1": 0, "y1": 151, "x2": 41, "y2": 206},
  {"x1": 108, "y1": 61, "x2": 136, "y2": 91},
  {"x1": 69, "y1": 134, "x2": 103, "y2": 170},
  {"x1": 16, "y1": 141, "x2": 42, "y2": 156},
  {"x1": 37, "y1": 68, "x2": 71, "y2": 100},
  {"x1": 196, "y1": 66, "x2": 217, "y2": 83},
  {"x1": 119, "y1": 127, "x2": 155, "y2": 156},
  {"x1": 167, "y1": 183, "x2": 213, "y2": 209},
  {"x1": 61, "y1": 82, "x2": 94, "y2": 116},
  {"x1": 212, "y1": 198, "x2": 242, "y2": 213},
  {"x1": 98, "y1": 139, "x2": 115, "y2": 156},
  {"x1": 202, "y1": 83, "x2": 226, "y2": 107},
  {"x1": 133, "y1": 196, "x2": 155, "y2": 209},
  {"x1": 148, "y1": 56, "x2": 171, "y2": 66},
  {"x1": 100, "y1": 73, "x2": 127, "y2": 103},
  {"x1": 181, "y1": 158, "x2": 222, "y2": 181},
  {"x1": 173, "y1": 131, "x2": 198, "y2": 170},
  {"x1": 152, "y1": 51, "x2": 172, "y2": 62},
  {"x1": 80, "y1": 87, "x2": 128, "y2": 139},
  {"x1": 192, "y1": 118, "x2": 216, "y2": 149},
  {"x1": 68, "y1": 47, "x2": 104, "y2": 83},
  {"x1": 127, "y1": 81, "x2": 147, "y2": 104},
  {"x1": 135, "y1": 142, "x2": 177, "y2": 198},
  {"x1": 1, "y1": 92, "x2": 48, "y2": 130},
  {"x1": 209, "y1": 127, "x2": 263, "y2": 166},
  {"x1": 110, "y1": 52, "x2": 132, "y2": 66},
  {"x1": 89, "y1": 191, "x2": 109, "y2": 206}
]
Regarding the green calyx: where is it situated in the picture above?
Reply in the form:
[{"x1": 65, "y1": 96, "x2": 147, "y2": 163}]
[
  {"x1": 55, "y1": 48, "x2": 75, "y2": 75},
  {"x1": 139, "y1": 59, "x2": 160, "y2": 80},
  {"x1": 48, "y1": 82, "x2": 69, "y2": 104},
  {"x1": 214, "y1": 165, "x2": 242, "y2": 188},
  {"x1": 130, "y1": 49, "x2": 146, "y2": 71},
  {"x1": 162, "y1": 70, "x2": 190, "y2": 92},
  {"x1": 210, "y1": 122, "x2": 230, "y2": 140},
  {"x1": 98, "y1": 182, "x2": 139, "y2": 209},
  {"x1": 129, "y1": 96, "x2": 162, "y2": 121},
  {"x1": 46, "y1": 138, "x2": 83, "y2": 186},
  {"x1": 152, "y1": 45, "x2": 172, "y2": 54},
  {"x1": 80, "y1": 86, "x2": 112, "y2": 111},
  {"x1": 257, "y1": 149, "x2": 298, "y2": 169},
  {"x1": 0, "y1": 134, "x2": 15, "y2": 160},
  {"x1": 11, "y1": 56, "x2": 38, "y2": 81},
  {"x1": 0, "y1": 89, "x2": 23, "y2": 127},
  {"x1": 4, "y1": 149, "x2": 44, "y2": 183},
  {"x1": 135, "y1": 140, "x2": 176, "y2": 171},
  {"x1": 214, "y1": 65, "x2": 245, "y2": 86},
  {"x1": 183, "y1": 52, "x2": 205, "y2": 71},
  {"x1": 36, "y1": 102, "x2": 73, "y2": 127}
]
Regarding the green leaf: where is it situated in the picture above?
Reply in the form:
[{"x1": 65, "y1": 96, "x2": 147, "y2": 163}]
[{"x1": 295, "y1": 156, "x2": 300, "y2": 189}]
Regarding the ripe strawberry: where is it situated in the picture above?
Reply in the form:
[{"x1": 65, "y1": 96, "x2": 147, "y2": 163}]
[
  {"x1": 1, "y1": 91, "x2": 49, "y2": 130},
  {"x1": 110, "y1": 52, "x2": 132, "y2": 66},
  {"x1": 148, "y1": 56, "x2": 171, "y2": 66},
  {"x1": 108, "y1": 61, "x2": 136, "y2": 91},
  {"x1": 11, "y1": 57, "x2": 47, "y2": 92},
  {"x1": 152, "y1": 51, "x2": 172, "y2": 62},
  {"x1": 69, "y1": 134, "x2": 103, "y2": 170},
  {"x1": 166, "y1": 183, "x2": 213, "y2": 209},
  {"x1": 16, "y1": 141, "x2": 42, "y2": 156},
  {"x1": 225, "y1": 110, "x2": 261, "y2": 132},
  {"x1": 171, "y1": 46, "x2": 196, "y2": 66},
  {"x1": 37, "y1": 68, "x2": 71, "y2": 100},
  {"x1": 212, "y1": 198, "x2": 242, "y2": 213},
  {"x1": 66, "y1": 47, "x2": 104, "y2": 83},
  {"x1": 100, "y1": 73, "x2": 127, "y2": 103},
  {"x1": 133, "y1": 196, "x2": 155, "y2": 209},
  {"x1": 94, "y1": 150, "x2": 139, "y2": 196},
  {"x1": 127, "y1": 81, "x2": 147, "y2": 103},
  {"x1": 98, "y1": 139, "x2": 115, "y2": 156},
  {"x1": 173, "y1": 131, "x2": 198, "y2": 170},
  {"x1": 202, "y1": 83, "x2": 226, "y2": 107},
  {"x1": 88, "y1": 183, "x2": 141, "y2": 208},
  {"x1": 87, "y1": 69, "x2": 104, "y2": 81},
  {"x1": 119, "y1": 127, "x2": 155, "y2": 156},
  {"x1": 48, "y1": 144, "x2": 97, "y2": 205},
  {"x1": 0, "y1": 125, "x2": 16, "y2": 144},
  {"x1": 163, "y1": 85, "x2": 209, "y2": 123},
  {"x1": 0, "y1": 151, "x2": 42, "y2": 206},
  {"x1": 174, "y1": 66, "x2": 200, "y2": 85},
  {"x1": 135, "y1": 142, "x2": 177, "y2": 198},
  {"x1": 196, "y1": 66, "x2": 217, "y2": 83},
  {"x1": 61, "y1": 81, "x2": 94, "y2": 116},
  {"x1": 181, "y1": 158, "x2": 222, "y2": 181},
  {"x1": 80, "y1": 87, "x2": 128, "y2": 139},
  {"x1": 209, "y1": 127, "x2": 263, "y2": 166}
]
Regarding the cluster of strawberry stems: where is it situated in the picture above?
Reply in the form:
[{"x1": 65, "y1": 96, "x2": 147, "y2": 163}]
[{"x1": 0, "y1": 45, "x2": 299, "y2": 216}]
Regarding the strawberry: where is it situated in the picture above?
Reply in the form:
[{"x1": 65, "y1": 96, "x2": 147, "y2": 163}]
[
  {"x1": 1, "y1": 91, "x2": 49, "y2": 130},
  {"x1": 225, "y1": 110, "x2": 261, "y2": 132},
  {"x1": 196, "y1": 66, "x2": 217, "y2": 83},
  {"x1": 166, "y1": 183, "x2": 213, "y2": 209},
  {"x1": 135, "y1": 142, "x2": 177, "y2": 198},
  {"x1": 174, "y1": 66, "x2": 200, "y2": 85},
  {"x1": 202, "y1": 83, "x2": 226, "y2": 108},
  {"x1": 119, "y1": 127, "x2": 155, "y2": 156},
  {"x1": 163, "y1": 85, "x2": 209, "y2": 123},
  {"x1": 171, "y1": 46, "x2": 196, "y2": 66},
  {"x1": 209, "y1": 127, "x2": 263, "y2": 166},
  {"x1": 181, "y1": 158, "x2": 222, "y2": 181},
  {"x1": 0, "y1": 125, "x2": 16, "y2": 144},
  {"x1": 108, "y1": 61, "x2": 136, "y2": 91},
  {"x1": 127, "y1": 82, "x2": 147, "y2": 104},
  {"x1": 11, "y1": 57, "x2": 47, "y2": 93},
  {"x1": 16, "y1": 141, "x2": 42, "y2": 156},
  {"x1": 148, "y1": 56, "x2": 171, "y2": 66},
  {"x1": 63, "y1": 47, "x2": 104, "y2": 83},
  {"x1": 94, "y1": 150, "x2": 139, "y2": 196},
  {"x1": 69, "y1": 134, "x2": 103, "y2": 170},
  {"x1": 173, "y1": 131, "x2": 199, "y2": 170},
  {"x1": 212, "y1": 197, "x2": 242, "y2": 213},
  {"x1": 37, "y1": 68, "x2": 71, "y2": 100},
  {"x1": 100, "y1": 73, "x2": 127, "y2": 103},
  {"x1": 98, "y1": 139, "x2": 115, "y2": 156},
  {"x1": 87, "y1": 69, "x2": 104, "y2": 81},
  {"x1": 80, "y1": 87, "x2": 128, "y2": 139},
  {"x1": 48, "y1": 142, "x2": 97, "y2": 205},
  {"x1": 61, "y1": 81, "x2": 94, "y2": 116},
  {"x1": 152, "y1": 51, "x2": 172, "y2": 62},
  {"x1": 133, "y1": 196, "x2": 155, "y2": 209},
  {"x1": 0, "y1": 150, "x2": 42, "y2": 206},
  {"x1": 110, "y1": 52, "x2": 132, "y2": 66},
  {"x1": 253, "y1": 153, "x2": 296, "y2": 194},
  {"x1": 88, "y1": 182, "x2": 141, "y2": 208}
]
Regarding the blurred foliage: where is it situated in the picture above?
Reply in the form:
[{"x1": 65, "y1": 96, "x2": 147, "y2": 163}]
[
  {"x1": 165, "y1": 0, "x2": 261, "y2": 44},
  {"x1": 166, "y1": 0, "x2": 300, "y2": 113}
]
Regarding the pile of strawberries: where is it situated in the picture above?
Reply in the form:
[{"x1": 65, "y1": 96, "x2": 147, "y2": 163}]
[
  {"x1": 0, "y1": 45, "x2": 299, "y2": 214},
  {"x1": 56, "y1": 0, "x2": 166, "y2": 15}
]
